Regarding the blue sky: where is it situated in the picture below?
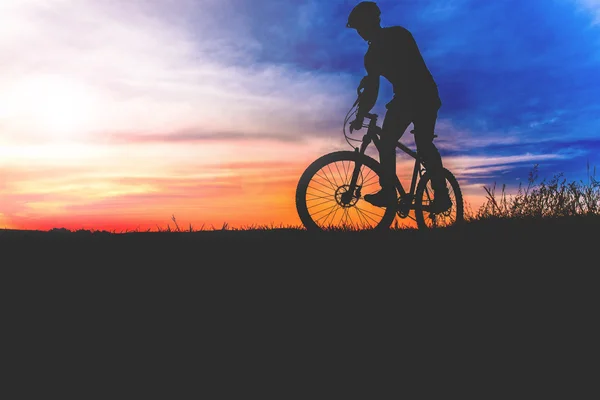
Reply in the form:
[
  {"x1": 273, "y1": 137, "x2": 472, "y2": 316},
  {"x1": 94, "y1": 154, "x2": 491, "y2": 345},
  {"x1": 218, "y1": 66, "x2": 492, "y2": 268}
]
[{"x1": 197, "y1": 0, "x2": 600, "y2": 187}]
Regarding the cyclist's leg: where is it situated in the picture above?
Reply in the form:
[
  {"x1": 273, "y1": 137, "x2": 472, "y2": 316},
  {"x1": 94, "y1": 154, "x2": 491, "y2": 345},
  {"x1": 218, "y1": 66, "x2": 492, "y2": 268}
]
[
  {"x1": 413, "y1": 106, "x2": 451, "y2": 208},
  {"x1": 363, "y1": 97, "x2": 412, "y2": 206},
  {"x1": 378, "y1": 98, "x2": 413, "y2": 189}
]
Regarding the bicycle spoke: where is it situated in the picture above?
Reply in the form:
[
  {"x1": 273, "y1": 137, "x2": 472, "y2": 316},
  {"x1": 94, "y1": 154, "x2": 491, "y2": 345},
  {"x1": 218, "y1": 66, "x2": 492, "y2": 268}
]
[
  {"x1": 326, "y1": 164, "x2": 340, "y2": 189},
  {"x1": 342, "y1": 160, "x2": 350, "y2": 182},
  {"x1": 362, "y1": 170, "x2": 378, "y2": 187},
  {"x1": 342, "y1": 208, "x2": 356, "y2": 228},
  {"x1": 324, "y1": 203, "x2": 342, "y2": 227},
  {"x1": 334, "y1": 162, "x2": 345, "y2": 186},
  {"x1": 315, "y1": 171, "x2": 338, "y2": 191},
  {"x1": 312, "y1": 174, "x2": 337, "y2": 190},
  {"x1": 314, "y1": 203, "x2": 342, "y2": 224},
  {"x1": 308, "y1": 180, "x2": 337, "y2": 196},
  {"x1": 354, "y1": 204, "x2": 386, "y2": 219},
  {"x1": 307, "y1": 198, "x2": 337, "y2": 211},
  {"x1": 354, "y1": 206, "x2": 383, "y2": 226},
  {"x1": 307, "y1": 185, "x2": 335, "y2": 200}
]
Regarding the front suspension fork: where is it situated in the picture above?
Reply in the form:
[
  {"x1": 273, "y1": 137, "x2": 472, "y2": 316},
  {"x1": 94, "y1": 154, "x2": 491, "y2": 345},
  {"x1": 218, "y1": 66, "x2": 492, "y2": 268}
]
[{"x1": 342, "y1": 140, "x2": 371, "y2": 204}]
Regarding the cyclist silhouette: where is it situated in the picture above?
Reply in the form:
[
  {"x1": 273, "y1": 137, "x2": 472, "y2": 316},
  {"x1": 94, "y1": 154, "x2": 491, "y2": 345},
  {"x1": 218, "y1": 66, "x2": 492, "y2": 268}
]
[{"x1": 347, "y1": 1, "x2": 451, "y2": 212}]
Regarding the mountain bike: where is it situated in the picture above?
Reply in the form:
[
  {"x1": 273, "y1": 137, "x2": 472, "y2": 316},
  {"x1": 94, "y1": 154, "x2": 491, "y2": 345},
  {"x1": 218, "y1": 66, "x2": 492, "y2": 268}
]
[{"x1": 295, "y1": 95, "x2": 464, "y2": 231}]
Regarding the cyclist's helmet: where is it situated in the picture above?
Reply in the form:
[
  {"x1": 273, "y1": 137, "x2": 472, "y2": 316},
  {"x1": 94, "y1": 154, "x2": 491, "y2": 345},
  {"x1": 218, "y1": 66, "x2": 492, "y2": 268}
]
[{"x1": 346, "y1": 1, "x2": 381, "y2": 29}]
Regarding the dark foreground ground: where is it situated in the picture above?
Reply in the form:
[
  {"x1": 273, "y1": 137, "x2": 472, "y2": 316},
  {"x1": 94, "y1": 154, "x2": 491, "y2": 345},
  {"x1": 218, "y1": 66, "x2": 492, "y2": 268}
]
[
  {"x1": 2, "y1": 216, "x2": 598, "y2": 394},
  {"x1": 2, "y1": 214, "x2": 599, "y2": 262}
]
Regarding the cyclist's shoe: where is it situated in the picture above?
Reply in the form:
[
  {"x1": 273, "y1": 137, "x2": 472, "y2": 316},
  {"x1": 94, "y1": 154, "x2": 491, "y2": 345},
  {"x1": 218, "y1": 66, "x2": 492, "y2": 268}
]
[
  {"x1": 431, "y1": 189, "x2": 452, "y2": 214},
  {"x1": 364, "y1": 187, "x2": 396, "y2": 207}
]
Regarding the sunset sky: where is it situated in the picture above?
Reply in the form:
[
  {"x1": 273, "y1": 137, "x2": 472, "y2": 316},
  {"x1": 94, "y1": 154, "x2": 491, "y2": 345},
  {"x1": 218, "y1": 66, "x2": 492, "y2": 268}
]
[{"x1": 1, "y1": 0, "x2": 600, "y2": 231}]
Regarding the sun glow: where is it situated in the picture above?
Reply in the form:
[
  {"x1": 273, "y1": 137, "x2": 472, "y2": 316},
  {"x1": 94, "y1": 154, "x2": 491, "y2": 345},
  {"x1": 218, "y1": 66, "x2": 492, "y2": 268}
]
[{"x1": 1, "y1": 74, "x2": 97, "y2": 140}]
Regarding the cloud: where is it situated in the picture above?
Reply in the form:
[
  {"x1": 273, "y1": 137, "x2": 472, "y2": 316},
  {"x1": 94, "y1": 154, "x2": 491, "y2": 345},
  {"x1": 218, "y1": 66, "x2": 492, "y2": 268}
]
[
  {"x1": 576, "y1": 0, "x2": 600, "y2": 23},
  {"x1": 3, "y1": 0, "x2": 599, "y2": 150},
  {"x1": 0, "y1": 0, "x2": 356, "y2": 146}
]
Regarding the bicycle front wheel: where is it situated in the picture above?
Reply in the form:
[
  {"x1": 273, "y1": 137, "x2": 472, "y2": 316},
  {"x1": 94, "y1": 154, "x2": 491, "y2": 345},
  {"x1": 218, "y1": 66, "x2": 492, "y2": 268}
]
[
  {"x1": 414, "y1": 168, "x2": 464, "y2": 230},
  {"x1": 295, "y1": 151, "x2": 397, "y2": 232}
]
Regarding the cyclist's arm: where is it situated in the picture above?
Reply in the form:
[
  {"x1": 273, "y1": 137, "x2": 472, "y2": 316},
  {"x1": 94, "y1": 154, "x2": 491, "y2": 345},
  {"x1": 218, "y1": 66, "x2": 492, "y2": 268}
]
[{"x1": 357, "y1": 58, "x2": 380, "y2": 118}]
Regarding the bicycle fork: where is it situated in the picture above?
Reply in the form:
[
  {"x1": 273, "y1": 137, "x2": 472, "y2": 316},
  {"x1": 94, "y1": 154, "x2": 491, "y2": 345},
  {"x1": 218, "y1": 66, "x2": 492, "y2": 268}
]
[{"x1": 341, "y1": 134, "x2": 373, "y2": 205}]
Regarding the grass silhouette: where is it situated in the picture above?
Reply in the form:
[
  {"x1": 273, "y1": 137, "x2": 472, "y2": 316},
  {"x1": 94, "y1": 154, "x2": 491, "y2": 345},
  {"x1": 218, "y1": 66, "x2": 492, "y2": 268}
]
[{"x1": 474, "y1": 163, "x2": 599, "y2": 221}]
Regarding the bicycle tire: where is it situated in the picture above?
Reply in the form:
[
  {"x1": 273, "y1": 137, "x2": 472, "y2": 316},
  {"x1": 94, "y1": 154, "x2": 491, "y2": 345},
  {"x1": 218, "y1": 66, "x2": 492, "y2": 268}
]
[
  {"x1": 295, "y1": 151, "x2": 397, "y2": 232},
  {"x1": 414, "y1": 168, "x2": 464, "y2": 230}
]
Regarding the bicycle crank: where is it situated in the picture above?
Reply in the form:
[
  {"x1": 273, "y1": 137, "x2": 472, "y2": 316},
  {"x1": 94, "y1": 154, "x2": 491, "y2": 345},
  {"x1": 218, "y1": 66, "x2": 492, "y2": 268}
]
[{"x1": 396, "y1": 195, "x2": 412, "y2": 218}]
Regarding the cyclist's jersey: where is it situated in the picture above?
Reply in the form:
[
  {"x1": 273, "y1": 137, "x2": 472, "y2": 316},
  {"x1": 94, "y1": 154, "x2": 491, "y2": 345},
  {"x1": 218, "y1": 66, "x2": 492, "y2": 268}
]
[{"x1": 365, "y1": 26, "x2": 441, "y2": 108}]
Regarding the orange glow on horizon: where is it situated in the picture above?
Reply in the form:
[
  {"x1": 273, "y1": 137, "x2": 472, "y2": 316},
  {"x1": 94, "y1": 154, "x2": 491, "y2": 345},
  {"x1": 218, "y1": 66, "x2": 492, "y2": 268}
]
[
  {"x1": 1, "y1": 142, "x2": 489, "y2": 232},
  {"x1": 1, "y1": 158, "x2": 309, "y2": 232},
  {"x1": 2, "y1": 170, "x2": 487, "y2": 232}
]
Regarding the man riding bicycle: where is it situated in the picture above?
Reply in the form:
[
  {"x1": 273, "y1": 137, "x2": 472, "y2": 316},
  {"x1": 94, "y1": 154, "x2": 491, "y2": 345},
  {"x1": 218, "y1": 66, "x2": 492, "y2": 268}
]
[{"x1": 347, "y1": 1, "x2": 451, "y2": 212}]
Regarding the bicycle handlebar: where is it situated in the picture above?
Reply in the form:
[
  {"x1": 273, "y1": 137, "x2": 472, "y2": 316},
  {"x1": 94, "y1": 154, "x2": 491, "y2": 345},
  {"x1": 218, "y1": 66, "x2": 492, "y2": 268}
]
[
  {"x1": 344, "y1": 95, "x2": 380, "y2": 145},
  {"x1": 363, "y1": 112, "x2": 377, "y2": 120}
]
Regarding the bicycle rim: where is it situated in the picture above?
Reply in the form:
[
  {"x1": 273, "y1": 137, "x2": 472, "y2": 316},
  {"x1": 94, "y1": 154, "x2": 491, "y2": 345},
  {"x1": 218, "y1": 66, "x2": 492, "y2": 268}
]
[{"x1": 414, "y1": 168, "x2": 464, "y2": 230}]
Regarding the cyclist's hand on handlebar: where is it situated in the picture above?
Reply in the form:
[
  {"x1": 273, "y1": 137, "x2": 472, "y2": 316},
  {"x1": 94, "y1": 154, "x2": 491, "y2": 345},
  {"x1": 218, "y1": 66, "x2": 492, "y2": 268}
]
[{"x1": 349, "y1": 116, "x2": 364, "y2": 133}]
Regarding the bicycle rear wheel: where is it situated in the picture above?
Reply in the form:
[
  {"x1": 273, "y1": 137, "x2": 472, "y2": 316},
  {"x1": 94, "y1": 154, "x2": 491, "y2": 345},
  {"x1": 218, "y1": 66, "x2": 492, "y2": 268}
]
[
  {"x1": 414, "y1": 168, "x2": 464, "y2": 230},
  {"x1": 295, "y1": 151, "x2": 397, "y2": 232}
]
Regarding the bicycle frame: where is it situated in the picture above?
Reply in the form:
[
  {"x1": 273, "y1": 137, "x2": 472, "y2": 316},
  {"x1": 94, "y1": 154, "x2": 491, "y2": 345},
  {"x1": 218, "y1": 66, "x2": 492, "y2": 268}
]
[{"x1": 346, "y1": 112, "x2": 426, "y2": 207}]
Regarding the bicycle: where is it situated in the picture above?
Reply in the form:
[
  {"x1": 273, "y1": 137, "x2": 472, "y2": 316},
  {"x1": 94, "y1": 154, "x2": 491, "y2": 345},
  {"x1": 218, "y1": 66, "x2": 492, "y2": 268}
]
[{"x1": 295, "y1": 94, "x2": 464, "y2": 232}]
